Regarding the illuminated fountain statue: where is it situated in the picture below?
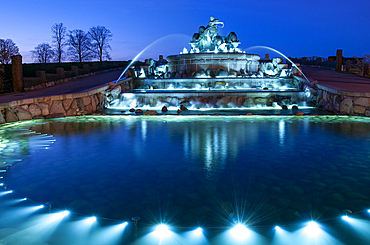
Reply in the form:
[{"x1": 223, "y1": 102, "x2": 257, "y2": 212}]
[{"x1": 108, "y1": 16, "x2": 316, "y2": 112}]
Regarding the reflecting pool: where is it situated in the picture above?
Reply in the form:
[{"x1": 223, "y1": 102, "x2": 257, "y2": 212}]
[{"x1": 1, "y1": 115, "x2": 370, "y2": 244}]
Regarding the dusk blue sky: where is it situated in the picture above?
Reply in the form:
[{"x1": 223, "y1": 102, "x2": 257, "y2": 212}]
[{"x1": 2, "y1": 0, "x2": 370, "y2": 63}]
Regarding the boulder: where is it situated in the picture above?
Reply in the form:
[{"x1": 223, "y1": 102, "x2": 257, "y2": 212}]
[
  {"x1": 28, "y1": 104, "x2": 42, "y2": 117},
  {"x1": 180, "y1": 105, "x2": 188, "y2": 111},
  {"x1": 143, "y1": 110, "x2": 158, "y2": 115},
  {"x1": 39, "y1": 102, "x2": 49, "y2": 116},
  {"x1": 50, "y1": 101, "x2": 66, "y2": 115},
  {"x1": 82, "y1": 96, "x2": 91, "y2": 106},
  {"x1": 0, "y1": 111, "x2": 6, "y2": 124},
  {"x1": 354, "y1": 97, "x2": 370, "y2": 107},
  {"x1": 135, "y1": 109, "x2": 143, "y2": 114},
  {"x1": 340, "y1": 97, "x2": 353, "y2": 114},
  {"x1": 5, "y1": 108, "x2": 18, "y2": 122},
  {"x1": 70, "y1": 99, "x2": 78, "y2": 109},
  {"x1": 324, "y1": 103, "x2": 334, "y2": 112},
  {"x1": 84, "y1": 104, "x2": 93, "y2": 114},
  {"x1": 62, "y1": 99, "x2": 73, "y2": 110},
  {"x1": 353, "y1": 105, "x2": 366, "y2": 114},
  {"x1": 76, "y1": 98, "x2": 84, "y2": 112},
  {"x1": 91, "y1": 95, "x2": 98, "y2": 112},
  {"x1": 15, "y1": 107, "x2": 32, "y2": 121},
  {"x1": 129, "y1": 108, "x2": 135, "y2": 112}
]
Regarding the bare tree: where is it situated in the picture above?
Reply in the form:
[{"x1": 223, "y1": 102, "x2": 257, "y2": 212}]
[
  {"x1": 0, "y1": 39, "x2": 20, "y2": 64},
  {"x1": 51, "y1": 23, "x2": 67, "y2": 63},
  {"x1": 31, "y1": 43, "x2": 55, "y2": 63},
  {"x1": 88, "y1": 26, "x2": 112, "y2": 62},
  {"x1": 67, "y1": 29, "x2": 92, "y2": 62}
]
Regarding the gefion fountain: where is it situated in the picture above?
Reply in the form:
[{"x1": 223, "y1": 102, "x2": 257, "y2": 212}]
[{"x1": 108, "y1": 16, "x2": 316, "y2": 113}]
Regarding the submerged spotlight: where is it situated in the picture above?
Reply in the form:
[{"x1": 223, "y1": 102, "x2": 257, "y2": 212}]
[
  {"x1": 36, "y1": 205, "x2": 45, "y2": 209},
  {"x1": 231, "y1": 223, "x2": 250, "y2": 239},
  {"x1": 342, "y1": 215, "x2": 350, "y2": 221},
  {"x1": 275, "y1": 226, "x2": 283, "y2": 232},
  {"x1": 86, "y1": 216, "x2": 97, "y2": 223},
  {"x1": 367, "y1": 209, "x2": 370, "y2": 213},
  {"x1": 305, "y1": 221, "x2": 321, "y2": 236},
  {"x1": 118, "y1": 221, "x2": 128, "y2": 229},
  {"x1": 194, "y1": 227, "x2": 203, "y2": 235},
  {"x1": 154, "y1": 224, "x2": 171, "y2": 237}
]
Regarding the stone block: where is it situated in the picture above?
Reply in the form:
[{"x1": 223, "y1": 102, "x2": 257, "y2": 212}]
[
  {"x1": 5, "y1": 108, "x2": 18, "y2": 122},
  {"x1": 15, "y1": 107, "x2": 32, "y2": 121},
  {"x1": 66, "y1": 108, "x2": 77, "y2": 116},
  {"x1": 63, "y1": 99, "x2": 73, "y2": 110},
  {"x1": 28, "y1": 104, "x2": 42, "y2": 117},
  {"x1": 333, "y1": 103, "x2": 340, "y2": 112},
  {"x1": 39, "y1": 103, "x2": 49, "y2": 116},
  {"x1": 50, "y1": 101, "x2": 66, "y2": 115},
  {"x1": 324, "y1": 103, "x2": 334, "y2": 112},
  {"x1": 84, "y1": 104, "x2": 93, "y2": 114},
  {"x1": 82, "y1": 96, "x2": 91, "y2": 105},
  {"x1": 76, "y1": 98, "x2": 84, "y2": 111},
  {"x1": 91, "y1": 95, "x2": 97, "y2": 112},
  {"x1": 70, "y1": 99, "x2": 78, "y2": 109},
  {"x1": 0, "y1": 111, "x2": 5, "y2": 124},
  {"x1": 353, "y1": 105, "x2": 366, "y2": 114},
  {"x1": 353, "y1": 97, "x2": 370, "y2": 107},
  {"x1": 340, "y1": 97, "x2": 353, "y2": 114}
]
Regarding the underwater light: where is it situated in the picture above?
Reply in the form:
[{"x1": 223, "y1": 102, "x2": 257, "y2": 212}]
[
  {"x1": 230, "y1": 223, "x2": 250, "y2": 239},
  {"x1": 86, "y1": 216, "x2": 97, "y2": 223},
  {"x1": 342, "y1": 215, "x2": 350, "y2": 221},
  {"x1": 1, "y1": 190, "x2": 13, "y2": 195},
  {"x1": 304, "y1": 221, "x2": 321, "y2": 236},
  {"x1": 36, "y1": 205, "x2": 45, "y2": 209},
  {"x1": 21, "y1": 198, "x2": 27, "y2": 201},
  {"x1": 0, "y1": 183, "x2": 3, "y2": 186},
  {"x1": 367, "y1": 209, "x2": 370, "y2": 213},
  {"x1": 154, "y1": 224, "x2": 171, "y2": 237},
  {"x1": 275, "y1": 226, "x2": 283, "y2": 232},
  {"x1": 119, "y1": 221, "x2": 128, "y2": 228},
  {"x1": 194, "y1": 227, "x2": 203, "y2": 235}
]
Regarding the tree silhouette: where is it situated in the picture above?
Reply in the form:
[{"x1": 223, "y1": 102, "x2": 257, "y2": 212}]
[
  {"x1": 31, "y1": 43, "x2": 55, "y2": 63},
  {"x1": 88, "y1": 26, "x2": 112, "y2": 62},
  {"x1": 0, "y1": 39, "x2": 20, "y2": 64},
  {"x1": 51, "y1": 23, "x2": 67, "y2": 63},
  {"x1": 67, "y1": 29, "x2": 92, "y2": 62}
]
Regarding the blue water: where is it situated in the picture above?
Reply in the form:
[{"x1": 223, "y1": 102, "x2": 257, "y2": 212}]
[{"x1": 3, "y1": 116, "x2": 370, "y2": 237}]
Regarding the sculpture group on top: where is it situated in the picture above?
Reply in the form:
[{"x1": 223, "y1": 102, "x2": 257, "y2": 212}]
[{"x1": 188, "y1": 16, "x2": 241, "y2": 53}]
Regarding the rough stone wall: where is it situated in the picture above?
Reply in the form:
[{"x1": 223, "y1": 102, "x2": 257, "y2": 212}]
[
  {"x1": 317, "y1": 89, "x2": 370, "y2": 116},
  {"x1": 0, "y1": 91, "x2": 107, "y2": 124}
]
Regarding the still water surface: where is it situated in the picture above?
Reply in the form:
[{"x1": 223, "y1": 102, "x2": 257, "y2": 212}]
[{"x1": 4, "y1": 116, "x2": 370, "y2": 228}]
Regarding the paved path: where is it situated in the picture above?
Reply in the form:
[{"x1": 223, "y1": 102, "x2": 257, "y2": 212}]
[
  {"x1": 0, "y1": 70, "x2": 123, "y2": 104},
  {"x1": 302, "y1": 66, "x2": 370, "y2": 93}
]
